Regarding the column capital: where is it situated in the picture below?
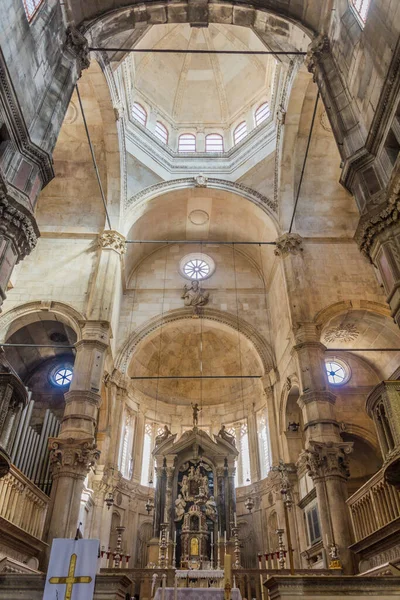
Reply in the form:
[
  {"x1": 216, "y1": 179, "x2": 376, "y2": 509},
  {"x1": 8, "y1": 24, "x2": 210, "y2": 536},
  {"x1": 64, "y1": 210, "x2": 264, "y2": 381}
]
[
  {"x1": 65, "y1": 26, "x2": 90, "y2": 74},
  {"x1": 274, "y1": 233, "x2": 303, "y2": 258},
  {"x1": 98, "y1": 230, "x2": 126, "y2": 255},
  {"x1": 297, "y1": 441, "x2": 353, "y2": 481},
  {"x1": 49, "y1": 437, "x2": 100, "y2": 479},
  {"x1": 305, "y1": 34, "x2": 330, "y2": 75}
]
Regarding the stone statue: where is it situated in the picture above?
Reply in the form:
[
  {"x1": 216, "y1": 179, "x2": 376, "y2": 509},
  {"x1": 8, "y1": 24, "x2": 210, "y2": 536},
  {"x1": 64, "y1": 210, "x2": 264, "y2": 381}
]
[
  {"x1": 202, "y1": 474, "x2": 209, "y2": 494},
  {"x1": 180, "y1": 475, "x2": 189, "y2": 500},
  {"x1": 174, "y1": 494, "x2": 186, "y2": 521},
  {"x1": 218, "y1": 425, "x2": 236, "y2": 446},
  {"x1": 191, "y1": 403, "x2": 201, "y2": 427},
  {"x1": 205, "y1": 496, "x2": 217, "y2": 521},
  {"x1": 155, "y1": 425, "x2": 172, "y2": 445},
  {"x1": 182, "y1": 281, "x2": 209, "y2": 308}
]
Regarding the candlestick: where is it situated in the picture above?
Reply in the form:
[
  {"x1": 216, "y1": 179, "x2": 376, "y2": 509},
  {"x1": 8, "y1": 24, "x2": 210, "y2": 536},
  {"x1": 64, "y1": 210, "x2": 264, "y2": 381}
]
[{"x1": 224, "y1": 530, "x2": 227, "y2": 544}]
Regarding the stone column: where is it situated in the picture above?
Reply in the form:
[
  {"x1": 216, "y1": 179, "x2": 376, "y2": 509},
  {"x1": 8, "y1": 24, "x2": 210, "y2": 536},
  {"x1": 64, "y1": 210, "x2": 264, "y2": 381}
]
[
  {"x1": 0, "y1": 27, "x2": 89, "y2": 307},
  {"x1": 298, "y1": 441, "x2": 353, "y2": 573},
  {"x1": 46, "y1": 321, "x2": 110, "y2": 542}
]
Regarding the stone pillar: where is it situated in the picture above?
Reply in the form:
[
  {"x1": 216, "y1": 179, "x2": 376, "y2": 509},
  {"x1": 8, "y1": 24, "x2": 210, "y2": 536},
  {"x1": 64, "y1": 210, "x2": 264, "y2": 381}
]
[
  {"x1": 298, "y1": 441, "x2": 353, "y2": 573},
  {"x1": 197, "y1": 131, "x2": 205, "y2": 153},
  {"x1": 46, "y1": 321, "x2": 110, "y2": 542},
  {"x1": 0, "y1": 27, "x2": 89, "y2": 307},
  {"x1": 87, "y1": 231, "x2": 126, "y2": 324}
]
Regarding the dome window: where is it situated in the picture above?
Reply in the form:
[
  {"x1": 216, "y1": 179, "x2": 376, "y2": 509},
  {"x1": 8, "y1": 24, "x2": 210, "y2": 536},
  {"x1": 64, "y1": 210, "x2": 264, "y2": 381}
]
[
  {"x1": 155, "y1": 121, "x2": 168, "y2": 144},
  {"x1": 206, "y1": 134, "x2": 224, "y2": 153},
  {"x1": 233, "y1": 121, "x2": 247, "y2": 145},
  {"x1": 132, "y1": 103, "x2": 147, "y2": 127},
  {"x1": 255, "y1": 102, "x2": 270, "y2": 126},
  {"x1": 23, "y1": 0, "x2": 44, "y2": 21},
  {"x1": 351, "y1": 0, "x2": 371, "y2": 23},
  {"x1": 178, "y1": 133, "x2": 196, "y2": 153},
  {"x1": 325, "y1": 359, "x2": 350, "y2": 385},
  {"x1": 51, "y1": 365, "x2": 73, "y2": 387}
]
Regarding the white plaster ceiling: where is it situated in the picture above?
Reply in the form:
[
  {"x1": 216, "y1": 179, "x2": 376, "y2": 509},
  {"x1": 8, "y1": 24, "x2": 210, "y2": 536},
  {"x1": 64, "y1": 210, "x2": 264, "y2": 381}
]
[
  {"x1": 128, "y1": 319, "x2": 264, "y2": 405},
  {"x1": 131, "y1": 24, "x2": 276, "y2": 127}
]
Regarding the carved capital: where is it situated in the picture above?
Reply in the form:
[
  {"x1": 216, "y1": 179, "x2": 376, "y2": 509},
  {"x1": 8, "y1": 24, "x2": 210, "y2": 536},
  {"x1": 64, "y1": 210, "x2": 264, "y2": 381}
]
[
  {"x1": 274, "y1": 233, "x2": 303, "y2": 257},
  {"x1": 297, "y1": 441, "x2": 352, "y2": 481},
  {"x1": 65, "y1": 26, "x2": 90, "y2": 74},
  {"x1": 49, "y1": 437, "x2": 100, "y2": 478},
  {"x1": 306, "y1": 35, "x2": 330, "y2": 74},
  {"x1": 98, "y1": 230, "x2": 126, "y2": 255},
  {"x1": 0, "y1": 186, "x2": 39, "y2": 261}
]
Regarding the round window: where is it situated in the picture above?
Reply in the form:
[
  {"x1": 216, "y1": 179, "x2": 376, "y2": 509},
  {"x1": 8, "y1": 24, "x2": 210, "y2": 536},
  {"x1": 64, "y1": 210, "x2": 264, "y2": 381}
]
[
  {"x1": 325, "y1": 359, "x2": 350, "y2": 385},
  {"x1": 51, "y1": 366, "x2": 73, "y2": 387},
  {"x1": 179, "y1": 253, "x2": 215, "y2": 280}
]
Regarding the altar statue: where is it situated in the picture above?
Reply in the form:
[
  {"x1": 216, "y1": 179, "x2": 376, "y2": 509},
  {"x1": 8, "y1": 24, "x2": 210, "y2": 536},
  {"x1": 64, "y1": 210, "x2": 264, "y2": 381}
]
[
  {"x1": 175, "y1": 494, "x2": 186, "y2": 521},
  {"x1": 218, "y1": 424, "x2": 236, "y2": 446},
  {"x1": 202, "y1": 474, "x2": 209, "y2": 494},
  {"x1": 205, "y1": 496, "x2": 217, "y2": 521},
  {"x1": 155, "y1": 424, "x2": 172, "y2": 445},
  {"x1": 191, "y1": 402, "x2": 202, "y2": 427},
  {"x1": 180, "y1": 475, "x2": 189, "y2": 500}
]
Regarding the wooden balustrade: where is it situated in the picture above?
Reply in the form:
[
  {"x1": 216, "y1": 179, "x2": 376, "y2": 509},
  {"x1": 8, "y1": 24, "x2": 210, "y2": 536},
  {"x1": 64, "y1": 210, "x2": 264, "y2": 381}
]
[
  {"x1": 0, "y1": 464, "x2": 49, "y2": 539},
  {"x1": 346, "y1": 467, "x2": 400, "y2": 542}
]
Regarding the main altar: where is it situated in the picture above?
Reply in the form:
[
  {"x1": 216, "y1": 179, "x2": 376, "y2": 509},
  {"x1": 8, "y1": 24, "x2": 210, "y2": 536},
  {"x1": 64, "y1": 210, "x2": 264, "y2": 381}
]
[{"x1": 147, "y1": 406, "x2": 240, "y2": 597}]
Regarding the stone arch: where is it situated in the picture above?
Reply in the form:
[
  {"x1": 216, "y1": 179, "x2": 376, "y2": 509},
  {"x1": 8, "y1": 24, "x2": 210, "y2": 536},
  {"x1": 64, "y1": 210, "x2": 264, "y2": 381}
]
[
  {"x1": 313, "y1": 300, "x2": 391, "y2": 330},
  {"x1": 123, "y1": 177, "x2": 279, "y2": 235},
  {"x1": 83, "y1": 3, "x2": 315, "y2": 54},
  {"x1": 0, "y1": 301, "x2": 85, "y2": 343},
  {"x1": 115, "y1": 307, "x2": 275, "y2": 376}
]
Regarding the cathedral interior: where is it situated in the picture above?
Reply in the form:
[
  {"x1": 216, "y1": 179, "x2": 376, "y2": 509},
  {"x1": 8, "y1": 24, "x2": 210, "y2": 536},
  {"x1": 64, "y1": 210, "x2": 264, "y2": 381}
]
[{"x1": 0, "y1": 0, "x2": 400, "y2": 598}]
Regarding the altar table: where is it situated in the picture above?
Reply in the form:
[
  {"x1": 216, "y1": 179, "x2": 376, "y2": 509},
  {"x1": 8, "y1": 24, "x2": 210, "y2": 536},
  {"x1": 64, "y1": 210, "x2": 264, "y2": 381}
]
[{"x1": 154, "y1": 588, "x2": 242, "y2": 600}]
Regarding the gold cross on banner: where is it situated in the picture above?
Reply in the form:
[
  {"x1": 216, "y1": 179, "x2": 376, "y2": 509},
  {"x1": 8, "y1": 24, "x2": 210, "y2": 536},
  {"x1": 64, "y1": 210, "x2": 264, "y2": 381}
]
[{"x1": 49, "y1": 553, "x2": 92, "y2": 600}]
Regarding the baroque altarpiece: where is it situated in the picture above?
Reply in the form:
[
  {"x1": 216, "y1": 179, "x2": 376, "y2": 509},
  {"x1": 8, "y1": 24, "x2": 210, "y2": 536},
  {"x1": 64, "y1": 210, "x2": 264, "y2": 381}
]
[{"x1": 148, "y1": 421, "x2": 238, "y2": 569}]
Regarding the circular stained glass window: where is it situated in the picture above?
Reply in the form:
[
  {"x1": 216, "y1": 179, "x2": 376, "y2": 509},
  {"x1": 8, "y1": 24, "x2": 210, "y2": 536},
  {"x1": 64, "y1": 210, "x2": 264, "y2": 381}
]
[
  {"x1": 325, "y1": 360, "x2": 349, "y2": 385},
  {"x1": 53, "y1": 366, "x2": 73, "y2": 387},
  {"x1": 183, "y1": 259, "x2": 210, "y2": 280}
]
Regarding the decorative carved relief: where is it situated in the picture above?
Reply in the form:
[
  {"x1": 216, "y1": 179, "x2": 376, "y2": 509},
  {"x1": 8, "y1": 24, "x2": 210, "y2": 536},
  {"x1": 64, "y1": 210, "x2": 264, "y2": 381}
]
[
  {"x1": 49, "y1": 438, "x2": 100, "y2": 477},
  {"x1": 0, "y1": 188, "x2": 39, "y2": 260},
  {"x1": 274, "y1": 233, "x2": 303, "y2": 257},
  {"x1": 194, "y1": 174, "x2": 208, "y2": 188},
  {"x1": 98, "y1": 230, "x2": 126, "y2": 255},
  {"x1": 324, "y1": 323, "x2": 359, "y2": 343}
]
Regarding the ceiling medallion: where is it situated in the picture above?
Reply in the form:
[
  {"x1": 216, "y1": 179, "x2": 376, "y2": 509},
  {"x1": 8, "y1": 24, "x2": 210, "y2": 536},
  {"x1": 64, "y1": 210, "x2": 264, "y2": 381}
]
[
  {"x1": 324, "y1": 323, "x2": 359, "y2": 343},
  {"x1": 188, "y1": 209, "x2": 209, "y2": 226},
  {"x1": 64, "y1": 100, "x2": 78, "y2": 125}
]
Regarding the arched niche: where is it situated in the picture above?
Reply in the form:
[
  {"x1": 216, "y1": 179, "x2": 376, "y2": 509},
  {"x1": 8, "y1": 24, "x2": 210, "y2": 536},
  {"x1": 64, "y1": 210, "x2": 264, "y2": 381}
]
[
  {"x1": 341, "y1": 431, "x2": 382, "y2": 496},
  {"x1": 136, "y1": 521, "x2": 153, "y2": 567},
  {"x1": 284, "y1": 385, "x2": 305, "y2": 464}
]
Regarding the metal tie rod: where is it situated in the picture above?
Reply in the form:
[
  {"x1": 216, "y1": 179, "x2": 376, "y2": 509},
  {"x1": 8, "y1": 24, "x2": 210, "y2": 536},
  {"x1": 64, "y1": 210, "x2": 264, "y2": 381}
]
[
  {"x1": 0, "y1": 344, "x2": 75, "y2": 349},
  {"x1": 89, "y1": 47, "x2": 307, "y2": 56},
  {"x1": 131, "y1": 375, "x2": 260, "y2": 379},
  {"x1": 327, "y1": 348, "x2": 400, "y2": 352},
  {"x1": 125, "y1": 240, "x2": 276, "y2": 245}
]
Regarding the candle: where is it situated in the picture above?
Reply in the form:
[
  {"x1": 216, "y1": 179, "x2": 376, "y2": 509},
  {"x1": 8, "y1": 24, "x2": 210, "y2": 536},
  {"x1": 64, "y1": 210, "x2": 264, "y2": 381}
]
[
  {"x1": 234, "y1": 513, "x2": 237, "y2": 526},
  {"x1": 224, "y1": 531, "x2": 227, "y2": 544},
  {"x1": 211, "y1": 531, "x2": 213, "y2": 544},
  {"x1": 159, "y1": 530, "x2": 162, "y2": 542},
  {"x1": 174, "y1": 530, "x2": 177, "y2": 543},
  {"x1": 224, "y1": 553, "x2": 232, "y2": 586}
]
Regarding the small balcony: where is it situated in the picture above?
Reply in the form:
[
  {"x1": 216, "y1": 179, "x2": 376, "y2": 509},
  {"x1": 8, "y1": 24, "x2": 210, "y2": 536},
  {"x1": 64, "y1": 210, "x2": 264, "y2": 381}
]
[
  {"x1": 346, "y1": 466, "x2": 400, "y2": 574},
  {"x1": 0, "y1": 464, "x2": 49, "y2": 570}
]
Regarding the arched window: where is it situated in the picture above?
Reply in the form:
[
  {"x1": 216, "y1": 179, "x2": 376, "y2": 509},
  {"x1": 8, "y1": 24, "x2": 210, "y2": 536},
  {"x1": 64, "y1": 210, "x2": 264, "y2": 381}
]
[
  {"x1": 351, "y1": 0, "x2": 371, "y2": 23},
  {"x1": 257, "y1": 407, "x2": 272, "y2": 479},
  {"x1": 118, "y1": 411, "x2": 135, "y2": 479},
  {"x1": 23, "y1": 0, "x2": 45, "y2": 21},
  {"x1": 141, "y1": 421, "x2": 165, "y2": 486},
  {"x1": 226, "y1": 419, "x2": 251, "y2": 486},
  {"x1": 205, "y1": 134, "x2": 224, "y2": 153},
  {"x1": 155, "y1": 121, "x2": 168, "y2": 144},
  {"x1": 255, "y1": 102, "x2": 270, "y2": 126},
  {"x1": 233, "y1": 121, "x2": 247, "y2": 145},
  {"x1": 132, "y1": 102, "x2": 147, "y2": 127},
  {"x1": 178, "y1": 133, "x2": 196, "y2": 153}
]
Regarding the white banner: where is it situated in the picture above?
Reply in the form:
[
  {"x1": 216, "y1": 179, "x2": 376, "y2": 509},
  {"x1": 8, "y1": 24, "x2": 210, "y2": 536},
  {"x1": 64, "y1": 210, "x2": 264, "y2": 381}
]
[{"x1": 43, "y1": 538, "x2": 99, "y2": 600}]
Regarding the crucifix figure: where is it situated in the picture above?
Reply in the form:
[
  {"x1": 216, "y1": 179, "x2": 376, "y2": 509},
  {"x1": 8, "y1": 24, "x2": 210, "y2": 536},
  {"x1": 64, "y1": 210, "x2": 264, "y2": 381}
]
[
  {"x1": 49, "y1": 553, "x2": 92, "y2": 600},
  {"x1": 191, "y1": 402, "x2": 201, "y2": 427}
]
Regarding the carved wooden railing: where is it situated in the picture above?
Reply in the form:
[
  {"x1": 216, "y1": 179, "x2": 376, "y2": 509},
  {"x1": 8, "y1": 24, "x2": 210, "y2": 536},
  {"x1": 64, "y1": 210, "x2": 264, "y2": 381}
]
[
  {"x1": 0, "y1": 464, "x2": 49, "y2": 539},
  {"x1": 346, "y1": 467, "x2": 400, "y2": 542}
]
